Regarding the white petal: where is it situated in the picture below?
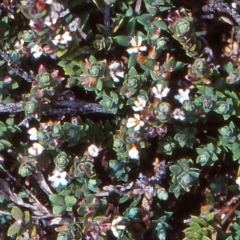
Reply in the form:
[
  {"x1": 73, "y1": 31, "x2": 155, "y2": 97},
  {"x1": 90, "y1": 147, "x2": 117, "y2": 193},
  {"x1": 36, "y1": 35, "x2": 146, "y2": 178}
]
[
  {"x1": 139, "y1": 46, "x2": 147, "y2": 51},
  {"x1": 60, "y1": 177, "x2": 68, "y2": 186},
  {"x1": 126, "y1": 47, "x2": 138, "y2": 54},
  {"x1": 134, "y1": 125, "x2": 141, "y2": 131},
  {"x1": 236, "y1": 177, "x2": 240, "y2": 186},
  {"x1": 88, "y1": 144, "x2": 99, "y2": 157},
  {"x1": 162, "y1": 87, "x2": 170, "y2": 97},
  {"x1": 126, "y1": 118, "x2": 136, "y2": 128},
  {"x1": 59, "y1": 9, "x2": 70, "y2": 18},
  {"x1": 28, "y1": 127, "x2": 38, "y2": 140},
  {"x1": 132, "y1": 106, "x2": 141, "y2": 111},
  {"x1": 111, "y1": 227, "x2": 120, "y2": 238},
  {"x1": 129, "y1": 146, "x2": 139, "y2": 159},
  {"x1": 112, "y1": 75, "x2": 120, "y2": 83},
  {"x1": 60, "y1": 171, "x2": 67, "y2": 178},
  {"x1": 31, "y1": 45, "x2": 41, "y2": 53},
  {"x1": 130, "y1": 37, "x2": 137, "y2": 47},
  {"x1": 28, "y1": 143, "x2": 44, "y2": 156},
  {"x1": 48, "y1": 175, "x2": 56, "y2": 182},
  {"x1": 137, "y1": 36, "x2": 143, "y2": 46},
  {"x1": 115, "y1": 71, "x2": 124, "y2": 78},
  {"x1": 133, "y1": 114, "x2": 140, "y2": 120},
  {"x1": 112, "y1": 216, "x2": 123, "y2": 226},
  {"x1": 109, "y1": 61, "x2": 120, "y2": 70},
  {"x1": 53, "y1": 179, "x2": 61, "y2": 188}
]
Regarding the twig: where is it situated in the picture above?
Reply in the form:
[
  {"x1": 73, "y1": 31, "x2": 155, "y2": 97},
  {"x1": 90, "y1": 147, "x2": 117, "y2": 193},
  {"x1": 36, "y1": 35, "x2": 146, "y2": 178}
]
[
  {"x1": 0, "y1": 49, "x2": 36, "y2": 83},
  {"x1": 1, "y1": 168, "x2": 50, "y2": 214},
  {"x1": 0, "y1": 99, "x2": 112, "y2": 116},
  {"x1": 202, "y1": 2, "x2": 240, "y2": 26}
]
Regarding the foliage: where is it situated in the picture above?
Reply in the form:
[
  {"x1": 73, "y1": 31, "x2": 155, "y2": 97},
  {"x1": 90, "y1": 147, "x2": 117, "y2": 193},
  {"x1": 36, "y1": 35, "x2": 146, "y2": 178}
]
[{"x1": 0, "y1": 0, "x2": 239, "y2": 239}]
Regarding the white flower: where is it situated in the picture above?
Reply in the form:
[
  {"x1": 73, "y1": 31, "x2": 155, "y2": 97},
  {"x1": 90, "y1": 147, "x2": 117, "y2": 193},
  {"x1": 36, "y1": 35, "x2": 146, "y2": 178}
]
[
  {"x1": 126, "y1": 114, "x2": 144, "y2": 131},
  {"x1": 52, "y1": 2, "x2": 64, "y2": 12},
  {"x1": 28, "y1": 127, "x2": 38, "y2": 141},
  {"x1": 48, "y1": 170, "x2": 68, "y2": 188},
  {"x1": 69, "y1": 17, "x2": 80, "y2": 32},
  {"x1": 109, "y1": 61, "x2": 125, "y2": 83},
  {"x1": 172, "y1": 108, "x2": 185, "y2": 120},
  {"x1": 88, "y1": 144, "x2": 99, "y2": 157},
  {"x1": 52, "y1": 31, "x2": 72, "y2": 45},
  {"x1": 31, "y1": 45, "x2": 44, "y2": 58},
  {"x1": 28, "y1": 143, "x2": 44, "y2": 156},
  {"x1": 132, "y1": 96, "x2": 147, "y2": 111},
  {"x1": 127, "y1": 36, "x2": 147, "y2": 54},
  {"x1": 128, "y1": 145, "x2": 139, "y2": 159},
  {"x1": 174, "y1": 89, "x2": 190, "y2": 104},
  {"x1": 111, "y1": 216, "x2": 126, "y2": 238},
  {"x1": 14, "y1": 39, "x2": 24, "y2": 52},
  {"x1": 152, "y1": 84, "x2": 170, "y2": 100},
  {"x1": 236, "y1": 176, "x2": 240, "y2": 187}
]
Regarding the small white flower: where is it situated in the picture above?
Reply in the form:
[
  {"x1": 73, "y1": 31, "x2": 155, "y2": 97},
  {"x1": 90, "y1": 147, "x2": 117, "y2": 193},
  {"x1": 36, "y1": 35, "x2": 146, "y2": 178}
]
[
  {"x1": 69, "y1": 17, "x2": 80, "y2": 32},
  {"x1": 29, "y1": 20, "x2": 35, "y2": 28},
  {"x1": 236, "y1": 176, "x2": 240, "y2": 187},
  {"x1": 31, "y1": 45, "x2": 44, "y2": 58},
  {"x1": 52, "y1": 2, "x2": 64, "y2": 12},
  {"x1": 111, "y1": 216, "x2": 126, "y2": 238},
  {"x1": 128, "y1": 145, "x2": 139, "y2": 159},
  {"x1": 48, "y1": 170, "x2": 68, "y2": 188},
  {"x1": 28, "y1": 143, "x2": 44, "y2": 156},
  {"x1": 52, "y1": 31, "x2": 72, "y2": 45},
  {"x1": 14, "y1": 39, "x2": 24, "y2": 52},
  {"x1": 172, "y1": 108, "x2": 185, "y2": 120},
  {"x1": 109, "y1": 61, "x2": 125, "y2": 83},
  {"x1": 28, "y1": 127, "x2": 38, "y2": 141},
  {"x1": 152, "y1": 84, "x2": 170, "y2": 100},
  {"x1": 127, "y1": 36, "x2": 147, "y2": 54},
  {"x1": 88, "y1": 144, "x2": 99, "y2": 157},
  {"x1": 174, "y1": 89, "x2": 190, "y2": 104},
  {"x1": 132, "y1": 96, "x2": 147, "y2": 111},
  {"x1": 126, "y1": 114, "x2": 144, "y2": 131}
]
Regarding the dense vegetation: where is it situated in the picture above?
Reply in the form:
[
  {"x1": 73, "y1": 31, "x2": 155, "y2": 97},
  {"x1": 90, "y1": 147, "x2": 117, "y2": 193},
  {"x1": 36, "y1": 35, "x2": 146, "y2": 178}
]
[{"x1": 0, "y1": 0, "x2": 240, "y2": 239}]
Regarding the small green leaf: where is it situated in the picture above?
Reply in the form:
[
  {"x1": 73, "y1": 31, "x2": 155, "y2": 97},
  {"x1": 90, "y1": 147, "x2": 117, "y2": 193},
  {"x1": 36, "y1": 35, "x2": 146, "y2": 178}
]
[
  {"x1": 113, "y1": 35, "x2": 131, "y2": 46},
  {"x1": 11, "y1": 206, "x2": 23, "y2": 221},
  {"x1": 7, "y1": 222, "x2": 21, "y2": 236},
  {"x1": 6, "y1": 118, "x2": 14, "y2": 127},
  {"x1": 49, "y1": 194, "x2": 64, "y2": 205},
  {"x1": 53, "y1": 205, "x2": 67, "y2": 214},
  {"x1": 65, "y1": 196, "x2": 77, "y2": 207}
]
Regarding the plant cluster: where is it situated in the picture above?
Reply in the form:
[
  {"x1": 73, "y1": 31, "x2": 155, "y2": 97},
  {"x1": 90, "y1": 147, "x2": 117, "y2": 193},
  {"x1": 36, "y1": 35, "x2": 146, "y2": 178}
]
[{"x1": 0, "y1": 0, "x2": 240, "y2": 239}]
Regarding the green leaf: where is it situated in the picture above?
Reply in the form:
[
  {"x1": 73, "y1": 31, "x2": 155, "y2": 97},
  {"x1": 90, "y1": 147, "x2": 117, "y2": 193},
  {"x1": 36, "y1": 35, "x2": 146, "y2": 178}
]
[
  {"x1": 153, "y1": 20, "x2": 168, "y2": 31},
  {"x1": 128, "y1": 67, "x2": 138, "y2": 76},
  {"x1": 24, "y1": 211, "x2": 30, "y2": 223},
  {"x1": 169, "y1": 165, "x2": 180, "y2": 175},
  {"x1": 7, "y1": 222, "x2": 21, "y2": 236},
  {"x1": 11, "y1": 206, "x2": 23, "y2": 221},
  {"x1": 49, "y1": 194, "x2": 64, "y2": 205},
  {"x1": 128, "y1": 54, "x2": 137, "y2": 68},
  {"x1": 113, "y1": 36, "x2": 131, "y2": 46},
  {"x1": 65, "y1": 196, "x2": 77, "y2": 207},
  {"x1": 125, "y1": 207, "x2": 140, "y2": 219},
  {"x1": 53, "y1": 205, "x2": 67, "y2": 214},
  {"x1": 6, "y1": 118, "x2": 14, "y2": 127},
  {"x1": 156, "y1": 188, "x2": 168, "y2": 200}
]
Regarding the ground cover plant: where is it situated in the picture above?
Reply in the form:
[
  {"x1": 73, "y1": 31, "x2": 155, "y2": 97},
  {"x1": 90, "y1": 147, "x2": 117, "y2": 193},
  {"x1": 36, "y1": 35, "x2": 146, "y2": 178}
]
[{"x1": 0, "y1": 0, "x2": 240, "y2": 239}]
